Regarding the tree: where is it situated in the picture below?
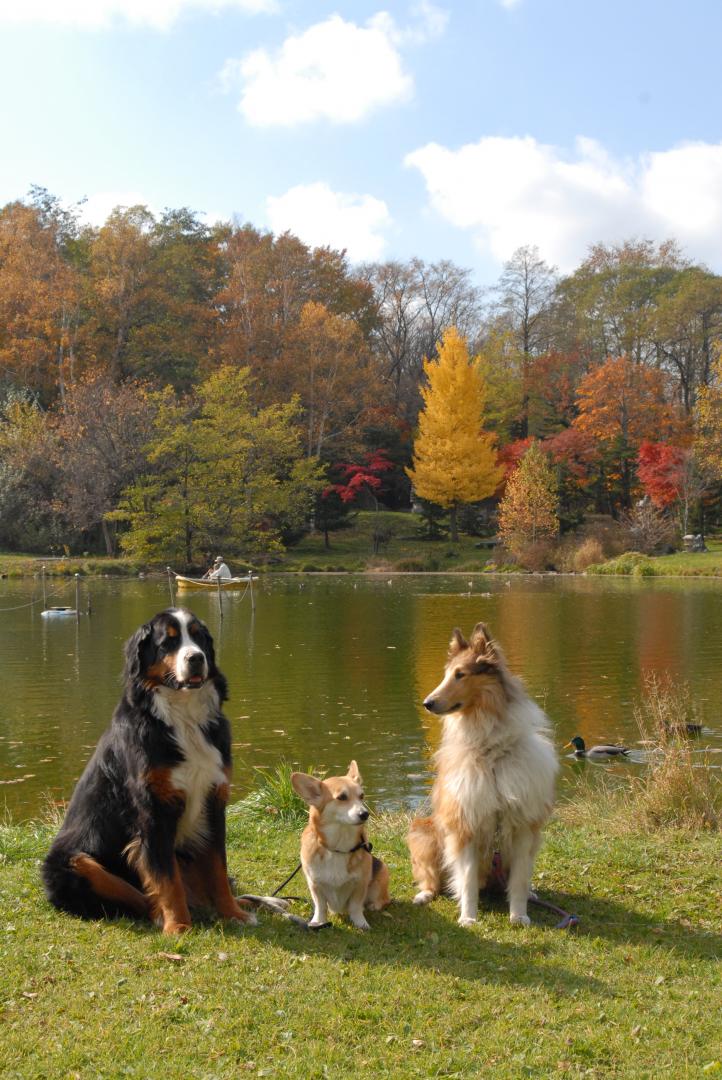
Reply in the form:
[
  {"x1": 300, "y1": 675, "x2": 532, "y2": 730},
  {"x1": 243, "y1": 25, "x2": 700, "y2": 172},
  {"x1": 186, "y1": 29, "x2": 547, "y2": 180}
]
[
  {"x1": 497, "y1": 442, "x2": 559, "y2": 558},
  {"x1": 695, "y1": 349, "x2": 722, "y2": 483},
  {"x1": 363, "y1": 257, "x2": 483, "y2": 418},
  {"x1": 554, "y1": 239, "x2": 685, "y2": 366},
  {"x1": 406, "y1": 328, "x2": 502, "y2": 542},
  {"x1": 113, "y1": 367, "x2": 325, "y2": 565},
  {"x1": 0, "y1": 200, "x2": 84, "y2": 403},
  {"x1": 637, "y1": 441, "x2": 712, "y2": 536},
  {"x1": 0, "y1": 390, "x2": 64, "y2": 551},
  {"x1": 52, "y1": 374, "x2": 156, "y2": 554},
  {"x1": 213, "y1": 225, "x2": 376, "y2": 380},
  {"x1": 275, "y1": 301, "x2": 383, "y2": 460},
  {"x1": 574, "y1": 355, "x2": 681, "y2": 509},
  {"x1": 653, "y1": 267, "x2": 722, "y2": 413},
  {"x1": 543, "y1": 427, "x2": 601, "y2": 530},
  {"x1": 491, "y1": 246, "x2": 558, "y2": 438}
]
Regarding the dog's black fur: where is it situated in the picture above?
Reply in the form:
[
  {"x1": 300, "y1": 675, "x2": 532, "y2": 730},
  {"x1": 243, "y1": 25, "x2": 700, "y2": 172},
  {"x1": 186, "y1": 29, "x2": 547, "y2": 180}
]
[{"x1": 42, "y1": 608, "x2": 251, "y2": 933}]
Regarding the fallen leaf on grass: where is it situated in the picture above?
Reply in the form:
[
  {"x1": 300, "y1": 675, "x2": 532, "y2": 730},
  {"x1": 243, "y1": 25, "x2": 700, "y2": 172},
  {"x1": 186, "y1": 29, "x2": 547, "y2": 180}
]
[{"x1": 158, "y1": 952, "x2": 184, "y2": 963}]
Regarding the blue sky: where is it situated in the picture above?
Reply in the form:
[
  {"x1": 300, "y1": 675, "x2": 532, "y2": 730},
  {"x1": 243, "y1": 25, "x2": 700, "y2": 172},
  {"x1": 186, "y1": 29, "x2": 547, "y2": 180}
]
[{"x1": 1, "y1": 0, "x2": 721, "y2": 284}]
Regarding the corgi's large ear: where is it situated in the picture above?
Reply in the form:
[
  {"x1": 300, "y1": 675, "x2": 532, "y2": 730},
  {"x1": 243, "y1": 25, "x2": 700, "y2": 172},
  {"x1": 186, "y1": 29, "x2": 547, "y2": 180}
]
[
  {"x1": 291, "y1": 772, "x2": 325, "y2": 806},
  {"x1": 347, "y1": 760, "x2": 362, "y2": 785},
  {"x1": 448, "y1": 628, "x2": 468, "y2": 658}
]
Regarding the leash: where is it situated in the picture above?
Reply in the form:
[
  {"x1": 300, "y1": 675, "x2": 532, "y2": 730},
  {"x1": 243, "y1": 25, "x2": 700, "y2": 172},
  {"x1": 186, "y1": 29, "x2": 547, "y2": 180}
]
[
  {"x1": 490, "y1": 852, "x2": 579, "y2": 930},
  {"x1": 240, "y1": 838, "x2": 374, "y2": 929},
  {"x1": 266, "y1": 838, "x2": 371, "y2": 901}
]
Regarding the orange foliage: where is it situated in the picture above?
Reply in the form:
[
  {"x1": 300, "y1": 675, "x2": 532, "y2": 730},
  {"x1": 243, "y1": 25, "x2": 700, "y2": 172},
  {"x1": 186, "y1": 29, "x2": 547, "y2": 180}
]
[{"x1": 574, "y1": 356, "x2": 681, "y2": 448}]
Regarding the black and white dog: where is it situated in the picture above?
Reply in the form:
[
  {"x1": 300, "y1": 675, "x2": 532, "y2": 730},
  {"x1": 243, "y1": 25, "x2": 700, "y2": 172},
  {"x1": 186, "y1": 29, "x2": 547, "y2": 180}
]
[{"x1": 42, "y1": 608, "x2": 254, "y2": 934}]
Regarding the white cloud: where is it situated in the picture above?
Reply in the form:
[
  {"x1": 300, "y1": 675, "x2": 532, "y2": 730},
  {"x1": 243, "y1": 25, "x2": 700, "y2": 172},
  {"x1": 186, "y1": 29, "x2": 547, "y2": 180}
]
[
  {"x1": 405, "y1": 134, "x2": 722, "y2": 270},
  {"x1": 79, "y1": 191, "x2": 153, "y2": 225},
  {"x1": 266, "y1": 182, "x2": 392, "y2": 261},
  {"x1": 499, "y1": 0, "x2": 523, "y2": 9},
  {"x1": 224, "y1": 6, "x2": 448, "y2": 127},
  {"x1": 0, "y1": 0, "x2": 277, "y2": 31}
]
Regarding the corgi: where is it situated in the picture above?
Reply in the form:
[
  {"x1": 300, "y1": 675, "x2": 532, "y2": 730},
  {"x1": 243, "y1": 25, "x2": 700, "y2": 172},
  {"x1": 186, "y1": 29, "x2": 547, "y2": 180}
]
[
  {"x1": 291, "y1": 761, "x2": 391, "y2": 930},
  {"x1": 407, "y1": 622, "x2": 558, "y2": 927}
]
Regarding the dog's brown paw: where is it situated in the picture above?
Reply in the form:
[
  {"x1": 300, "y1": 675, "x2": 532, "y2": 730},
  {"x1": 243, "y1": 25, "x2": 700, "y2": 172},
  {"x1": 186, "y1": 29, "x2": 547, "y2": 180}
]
[{"x1": 162, "y1": 920, "x2": 191, "y2": 935}]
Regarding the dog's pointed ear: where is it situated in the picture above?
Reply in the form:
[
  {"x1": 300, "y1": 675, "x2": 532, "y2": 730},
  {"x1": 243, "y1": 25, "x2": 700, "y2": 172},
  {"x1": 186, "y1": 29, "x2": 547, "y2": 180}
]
[
  {"x1": 448, "y1": 628, "x2": 468, "y2": 658},
  {"x1": 470, "y1": 621, "x2": 494, "y2": 655},
  {"x1": 124, "y1": 621, "x2": 153, "y2": 685},
  {"x1": 291, "y1": 772, "x2": 325, "y2": 807},
  {"x1": 470, "y1": 622, "x2": 500, "y2": 670},
  {"x1": 347, "y1": 760, "x2": 362, "y2": 785}
]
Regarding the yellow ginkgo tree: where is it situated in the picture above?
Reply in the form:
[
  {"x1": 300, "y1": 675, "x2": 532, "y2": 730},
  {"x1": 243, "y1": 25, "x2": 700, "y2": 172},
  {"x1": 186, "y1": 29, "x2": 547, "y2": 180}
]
[{"x1": 406, "y1": 327, "x2": 502, "y2": 542}]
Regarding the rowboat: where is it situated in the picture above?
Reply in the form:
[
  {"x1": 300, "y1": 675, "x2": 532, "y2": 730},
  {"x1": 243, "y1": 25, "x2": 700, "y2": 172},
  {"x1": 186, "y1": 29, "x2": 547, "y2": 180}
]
[{"x1": 174, "y1": 574, "x2": 256, "y2": 591}]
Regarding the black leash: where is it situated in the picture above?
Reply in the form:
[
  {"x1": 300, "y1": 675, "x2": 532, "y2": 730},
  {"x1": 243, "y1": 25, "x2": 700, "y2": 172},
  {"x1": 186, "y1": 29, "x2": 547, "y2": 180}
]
[{"x1": 271, "y1": 861, "x2": 304, "y2": 901}]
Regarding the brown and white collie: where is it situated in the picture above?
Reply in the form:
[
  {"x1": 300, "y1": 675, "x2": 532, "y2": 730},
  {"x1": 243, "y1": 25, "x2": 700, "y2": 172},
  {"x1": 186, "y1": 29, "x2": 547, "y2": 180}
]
[{"x1": 407, "y1": 622, "x2": 558, "y2": 927}]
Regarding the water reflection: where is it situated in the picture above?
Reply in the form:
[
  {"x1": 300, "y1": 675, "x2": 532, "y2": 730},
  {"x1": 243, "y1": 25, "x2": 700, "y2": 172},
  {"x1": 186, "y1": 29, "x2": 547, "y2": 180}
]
[{"x1": 0, "y1": 574, "x2": 720, "y2": 819}]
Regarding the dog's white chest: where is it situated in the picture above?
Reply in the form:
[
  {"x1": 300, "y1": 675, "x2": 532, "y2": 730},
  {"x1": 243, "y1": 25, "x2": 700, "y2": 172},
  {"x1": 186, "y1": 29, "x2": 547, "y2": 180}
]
[
  {"x1": 308, "y1": 852, "x2": 362, "y2": 913},
  {"x1": 153, "y1": 687, "x2": 226, "y2": 849}
]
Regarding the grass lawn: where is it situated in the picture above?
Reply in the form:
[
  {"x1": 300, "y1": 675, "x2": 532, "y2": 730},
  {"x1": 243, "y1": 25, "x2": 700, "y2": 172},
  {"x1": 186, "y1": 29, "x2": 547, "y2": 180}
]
[
  {"x1": 1, "y1": 806, "x2": 720, "y2": 1079},
  {"x1": 3, "y1": 521, "x2": 722, "y2": 578},
  {"x1": 277, "y1": 511, "x2": 502, "y2": 574}
]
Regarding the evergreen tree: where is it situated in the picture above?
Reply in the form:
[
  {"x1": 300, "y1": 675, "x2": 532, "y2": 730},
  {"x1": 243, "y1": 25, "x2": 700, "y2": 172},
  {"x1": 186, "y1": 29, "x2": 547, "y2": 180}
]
[{"x1": 406, "y1": 328, "x2": 501, "y2": 542}]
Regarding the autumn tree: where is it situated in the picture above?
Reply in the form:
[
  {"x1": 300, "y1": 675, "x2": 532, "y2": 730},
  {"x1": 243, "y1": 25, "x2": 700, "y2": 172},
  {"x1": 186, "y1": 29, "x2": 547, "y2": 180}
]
[
  {"x1": 274, "y1": 301, "x2": 383, "y2": 460},
  {"x1": 574, "y1": 355, "x2": 681, "y2": 510},
  {"x1": 52, "y1": 374, "x2": 156, "y2": 554},
  {"x1": 0, "y1": 199, "x2": 84, "y2": 403},
  {"x1": 497, "y1": 442, "x2": 559, "y2": 560},
  {"x1": 543, "y1": 427, "x2": 601, "y2": 530},
  {"x1": 0, "y1": 390, "x2": 63, "y2": 551},
  {"x1": 636, "y1": 441, "x2": 710, "y2": 536},
  {"x1": 406, "y1": 328, "x2": 502, "y2": 542},
  {"x1": 695, "y1": 349, "x2": 722, "y2": 483},
  {"x1": 213, "y1": 225, "x2": 376, "y2": 380}
]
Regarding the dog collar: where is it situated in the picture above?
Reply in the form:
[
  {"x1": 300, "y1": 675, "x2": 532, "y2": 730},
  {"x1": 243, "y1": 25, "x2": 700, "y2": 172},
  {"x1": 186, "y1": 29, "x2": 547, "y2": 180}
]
[{"x1": 329, "y1": 839, "x2": 373, "y2": 855}]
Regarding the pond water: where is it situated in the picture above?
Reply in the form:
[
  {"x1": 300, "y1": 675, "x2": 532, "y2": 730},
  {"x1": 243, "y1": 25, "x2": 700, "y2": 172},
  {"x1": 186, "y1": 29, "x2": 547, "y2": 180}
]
[{"x1": 1, "y1": 573, "x2": 720, "y2": 820}]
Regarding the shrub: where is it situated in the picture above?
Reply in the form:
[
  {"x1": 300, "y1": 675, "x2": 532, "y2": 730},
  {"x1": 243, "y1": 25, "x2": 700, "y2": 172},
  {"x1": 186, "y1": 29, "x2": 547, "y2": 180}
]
[
  {"x1": 555, "y1": 536, "x2": 605, "y2": 573},
  {"x1": 233, "y1": 762, "x2": 314, "y2": 826},
  {"x1": 620, "y1": 501, "x2": 678, "y2": 555},
  {"x1": 586, "y1": 552, "x2": 655, "y2": 576},
  {"x1": 513, "y1": 538, "x2": 556, "y2": 572},
  {"x1": 393, "y1": 557, "x2": 427, "y2": 572},
  {"x1": 577, "y1": 514, "x2": 626, "y2": 557}
]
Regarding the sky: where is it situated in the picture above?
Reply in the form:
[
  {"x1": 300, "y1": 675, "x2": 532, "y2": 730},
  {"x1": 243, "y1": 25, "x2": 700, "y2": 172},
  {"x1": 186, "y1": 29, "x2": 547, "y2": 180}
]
[{"x1": 1, "y1": 0, "x2": 722, "y2": 285}]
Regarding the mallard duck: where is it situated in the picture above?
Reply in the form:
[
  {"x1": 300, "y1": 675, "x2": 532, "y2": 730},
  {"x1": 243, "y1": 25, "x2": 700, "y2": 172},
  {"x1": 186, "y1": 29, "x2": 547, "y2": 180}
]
[
  {"x1": 564, "y1": 736, "x2": 630, "y2": 761},
  {"x1": 663, "y1": 721, "x2": 703, "y2": 736}
]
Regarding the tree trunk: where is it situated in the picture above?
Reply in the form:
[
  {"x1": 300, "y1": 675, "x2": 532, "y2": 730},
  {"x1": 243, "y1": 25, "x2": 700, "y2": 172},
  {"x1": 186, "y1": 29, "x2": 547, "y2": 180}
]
[
  {"x1": 449, "y1": 503, "x2": 459, "y2": 543},
  {"x1": 101, "y1": 517, "x2": 115, "y2": 557}
]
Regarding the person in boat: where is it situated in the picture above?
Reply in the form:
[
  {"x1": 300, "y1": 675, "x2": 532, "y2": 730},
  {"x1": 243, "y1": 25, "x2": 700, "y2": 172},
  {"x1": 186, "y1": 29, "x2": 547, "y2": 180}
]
[{"x1": 207, "y1": 556, "x2": 232, "y2": 581}]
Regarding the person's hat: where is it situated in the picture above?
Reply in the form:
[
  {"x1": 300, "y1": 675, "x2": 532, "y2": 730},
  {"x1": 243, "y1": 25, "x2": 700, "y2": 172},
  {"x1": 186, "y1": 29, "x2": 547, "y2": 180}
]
[{"x1": 214, "y1": 556, "x2": 223, "y2": 563}]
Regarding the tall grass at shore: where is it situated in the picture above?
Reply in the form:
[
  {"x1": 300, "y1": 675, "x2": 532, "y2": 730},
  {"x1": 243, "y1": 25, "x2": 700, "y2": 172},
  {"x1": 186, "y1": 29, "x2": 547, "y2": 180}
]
[{"x1": 562, "y1": 675, "x2": 721, "y2": 832}]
